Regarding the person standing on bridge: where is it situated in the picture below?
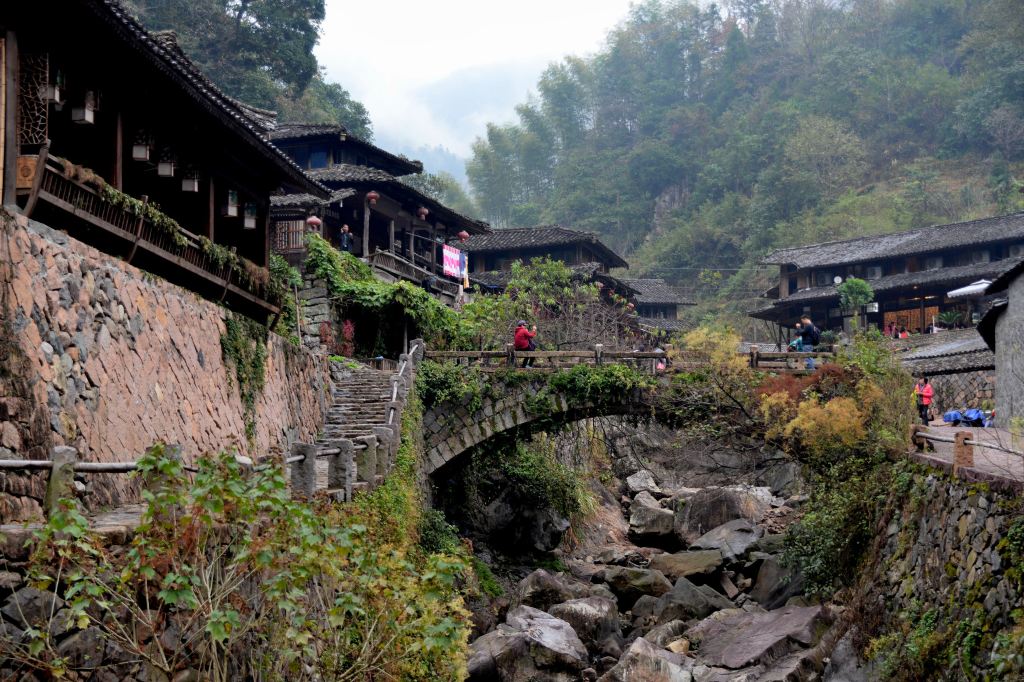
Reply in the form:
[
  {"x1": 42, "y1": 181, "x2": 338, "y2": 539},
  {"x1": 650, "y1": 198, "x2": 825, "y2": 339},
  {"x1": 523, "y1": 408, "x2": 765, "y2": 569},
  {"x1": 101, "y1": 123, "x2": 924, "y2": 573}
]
[
  {"x1": 339, "y1": 224, "x2": 354, "y2": 254},
  {"x1": 914, "y1": 376, "x2": 934, "y2": 425},
  {"x1": 514, "y1": 320, "x2": 537, "y2": 368}
]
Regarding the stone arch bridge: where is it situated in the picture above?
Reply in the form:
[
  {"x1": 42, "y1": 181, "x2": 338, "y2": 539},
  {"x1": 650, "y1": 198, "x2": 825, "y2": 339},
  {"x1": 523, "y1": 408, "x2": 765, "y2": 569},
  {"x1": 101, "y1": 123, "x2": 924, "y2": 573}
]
[{"x1": 421, "y1": 373, "x2": 663, "y2": 476}]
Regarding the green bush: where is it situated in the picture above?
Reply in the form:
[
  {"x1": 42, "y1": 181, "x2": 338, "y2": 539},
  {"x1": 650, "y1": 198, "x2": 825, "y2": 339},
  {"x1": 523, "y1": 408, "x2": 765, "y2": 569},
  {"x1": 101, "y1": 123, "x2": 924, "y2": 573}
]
[
  {"x1": 419, "y1": 508, "x2": 462, "y2": 555},
  {"x1": 416, "y1": 361, "x2": 487, "y2": 412}
]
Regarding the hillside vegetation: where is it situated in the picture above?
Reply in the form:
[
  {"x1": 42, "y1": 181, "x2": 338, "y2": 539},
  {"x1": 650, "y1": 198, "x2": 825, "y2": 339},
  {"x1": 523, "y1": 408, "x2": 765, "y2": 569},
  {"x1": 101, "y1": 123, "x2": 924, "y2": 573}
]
[{"x1": 466, "y1": 0, "x2": 1024, "y2": 330}]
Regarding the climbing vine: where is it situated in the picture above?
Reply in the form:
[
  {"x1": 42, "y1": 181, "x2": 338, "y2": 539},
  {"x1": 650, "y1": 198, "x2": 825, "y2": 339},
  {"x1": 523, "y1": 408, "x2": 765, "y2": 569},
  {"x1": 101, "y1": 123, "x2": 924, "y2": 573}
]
[{"x1": 220, "y1": 314, "x2": 267, "y2": 442}]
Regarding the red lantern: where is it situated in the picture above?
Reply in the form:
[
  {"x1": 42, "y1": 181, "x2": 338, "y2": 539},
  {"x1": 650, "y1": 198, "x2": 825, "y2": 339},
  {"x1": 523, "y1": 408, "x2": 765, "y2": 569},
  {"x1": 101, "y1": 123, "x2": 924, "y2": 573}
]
[
  {"x1": 595, "y1": 281, "x2": 604, "y2": 289},
  {"x1": 305, "y1": 215, "x2": 322, "y2": 228},
  {"x1": 457, "y1": 230, "x2": 470, "y2": 242},
  {"x1": 417, "y1": 207, "x2": 429, "y2": 220},
  {"x1": 627, "y1": 302, "x2": 635, "y2": 310},
  {"x1": 366, "y1": 190, "x2": 380, "y2": 205}
]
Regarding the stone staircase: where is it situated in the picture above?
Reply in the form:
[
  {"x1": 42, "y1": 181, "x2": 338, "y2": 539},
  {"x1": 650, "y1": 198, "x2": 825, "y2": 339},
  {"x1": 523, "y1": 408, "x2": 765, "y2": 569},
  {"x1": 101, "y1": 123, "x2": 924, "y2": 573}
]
[{"x1": 289, "y1": 344, "x2": 422, "y2": 500}]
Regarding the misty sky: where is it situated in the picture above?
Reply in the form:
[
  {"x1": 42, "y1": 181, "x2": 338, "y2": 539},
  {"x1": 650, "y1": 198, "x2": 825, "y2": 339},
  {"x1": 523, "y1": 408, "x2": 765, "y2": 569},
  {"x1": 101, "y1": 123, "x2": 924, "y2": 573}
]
[{"x1": 315, "y1": 0, "x2": 634, "y2": 161}]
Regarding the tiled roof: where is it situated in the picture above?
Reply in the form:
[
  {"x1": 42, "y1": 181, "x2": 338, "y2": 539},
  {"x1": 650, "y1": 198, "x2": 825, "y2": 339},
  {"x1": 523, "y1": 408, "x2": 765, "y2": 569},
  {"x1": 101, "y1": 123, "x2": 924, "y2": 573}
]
[
  {"x1": 977, "y1": 299, "x2": 1006, "y2": 351},
  {"x1": 777, "y1": 260, "x2": 1014, "y2": 305},
  {"x1": 902, "y1": 348, "x2": 995, "y2": 375},
  {"x1": 269, "y1": 123, "x2": 346, "y2": 141},
  {"x1": 888, "y1": 329, "x2": 995, "y2": 375},
  {"x1": 89, "y1": 18, "x2": 327, "y2": 197},
  {"x1": 898, "y1": 329, "x2": 991, "y2": 361},
  {"x1": 470, "y1": 262, "x2": 621, "y2": 290},
  {"x1": 460, "y1": 226, "x2": 628, "y2": 268},
  {"x1": 270, "y1": 124, "x2": 423, "y2": 176},
  {"x1": 986, "y1": 257, "x2": 1024, "y2": 295},
  {"x1": 309, "y1": 164, "x2": 397, "y2": 184},
  {"x1": 639, "y1": 317, "x2": 689, "y2": 332},
  {"x1": 270, "y1": 189, "x2": 355, "y2": 209},
  {"x1": 763, "y1": 212, "x2": 1024, "y2": 269},
  {"x1": 620, "y1": 279, "x2": 694, "y2": 306}
]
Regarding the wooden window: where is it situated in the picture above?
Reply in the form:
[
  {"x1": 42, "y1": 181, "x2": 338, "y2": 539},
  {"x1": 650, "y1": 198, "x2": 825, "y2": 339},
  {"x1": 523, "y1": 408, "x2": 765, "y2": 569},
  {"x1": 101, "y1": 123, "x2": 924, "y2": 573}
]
[{"x1": 275, "y1": 220, "x2": 306, "y2": 251}]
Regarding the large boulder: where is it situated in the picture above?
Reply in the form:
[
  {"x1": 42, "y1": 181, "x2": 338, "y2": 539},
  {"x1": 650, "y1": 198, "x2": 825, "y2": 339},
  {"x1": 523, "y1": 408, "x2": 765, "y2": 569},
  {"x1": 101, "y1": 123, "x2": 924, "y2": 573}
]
[
  {"x1": 603, "y1": 567, "x2": 673, "y2": 609},
  {"x1": 468, "y1": 606, "x2": 588, "y2": 681},
  {"x1": 1, "y1": 587, "x2": 65, "y2": 629},
  {"x1": 674, "y1": 486, "x2": 773, "y2": 545},
  {"x1": 630, "y1": 504, "x2": 676, "y2": 539},
  {"x1": 749, "y1": 556, "x2": 805, "y2": 610},
  {"x1": 512, "y1": 569, "x2": 575, "y2": 611},
  {"x1": 688, "y1": 519, "x2": 762, "y2": 562},
  {"x1": 626, "y1": 470, "x2": 662, "y2": 495},
  {"x1": 598, "y1": 637, "x2": 693, "y2": 682},
  {"x1": 648, "y1": 550, "x2": 723, "y2": 581},
  {"x1": 653, "y1": 577, "x2": 733, "y2": 625},
  {"x1": 549, "y1": 597, "x2": 621, "y2": 648},
  {"x1": 686, "y1": 604, "x2": 831, "y2": 670}
]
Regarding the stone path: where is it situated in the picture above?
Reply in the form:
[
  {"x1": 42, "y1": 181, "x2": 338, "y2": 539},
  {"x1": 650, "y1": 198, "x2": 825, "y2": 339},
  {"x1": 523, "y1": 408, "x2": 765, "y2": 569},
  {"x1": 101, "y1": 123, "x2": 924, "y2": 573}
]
[{"x1": 916, "y1": 425, "x2": 1024, "y2": 484}]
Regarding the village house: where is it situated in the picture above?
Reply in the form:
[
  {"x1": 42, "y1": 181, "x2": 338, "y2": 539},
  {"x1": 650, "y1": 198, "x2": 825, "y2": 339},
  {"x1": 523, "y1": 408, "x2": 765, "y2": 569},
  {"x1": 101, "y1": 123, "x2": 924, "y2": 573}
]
[
  {"x1": 268, "y1": 123, "x2": 489, "y2": 302},
  {"x1": 750, "y1": 212, "x2": 1024, "y2": 345},
  {"x1": 619, "y1": 278, "x2": 694, "y2": 335},
  {"x1": 0, "y1": 0, "x2": 328, "y2": 321},
  {"x1": 460, "y1": 225, "x2": 628, "y2": 275},
  {"x1": 978, "y1": 259, "x2": 1024, "y2": 428}
]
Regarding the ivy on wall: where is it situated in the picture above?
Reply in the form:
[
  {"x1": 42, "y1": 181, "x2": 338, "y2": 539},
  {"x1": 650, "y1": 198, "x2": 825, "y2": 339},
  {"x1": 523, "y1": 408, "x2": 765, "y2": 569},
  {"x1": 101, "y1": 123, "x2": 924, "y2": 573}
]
[{"x1": 220, "y1": 313, "x2": 267, "y2": 442}]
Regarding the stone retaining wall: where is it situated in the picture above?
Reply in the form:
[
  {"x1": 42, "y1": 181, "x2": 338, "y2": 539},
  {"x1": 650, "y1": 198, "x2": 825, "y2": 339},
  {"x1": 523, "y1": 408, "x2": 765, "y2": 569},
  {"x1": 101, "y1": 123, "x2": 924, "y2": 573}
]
[
  {"x1": 0, "y1": 211, "x2": 330, "y2": 522},
  {"x1": 928, "y1": 369, "x2": 996, "y2": 417}
]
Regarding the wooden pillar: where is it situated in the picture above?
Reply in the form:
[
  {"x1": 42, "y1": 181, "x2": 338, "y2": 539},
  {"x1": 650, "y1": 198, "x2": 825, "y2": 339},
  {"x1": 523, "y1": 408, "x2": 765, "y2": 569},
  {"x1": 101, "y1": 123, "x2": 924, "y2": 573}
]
[
  {"x1": 953, "y1": 431, "x2": 974, "y2": 475},
  {"x1": 429, "y1": 225, "x2": 437, "y2": 273},
  {"x1": 362, "y1": 197, "x2": 371, "y2": 258},
  {"x1": 2, "y1": 31, "x2": 17, "y2": 207},
  {"x1": 919, "y1": 296, "x2": 925, "y2": 333},
  {"x1": 206, "y1": 176, "x2": 215, "y2": 239},
  {"x1": 261, "y1": 199, "x2": 270, "y2": 267},
  {"x1": 112, "y1": 112, "x2": 123, "y2": 190},
  {"x1": 388, "y1": 219, "x2": 395, "y2": 254}
]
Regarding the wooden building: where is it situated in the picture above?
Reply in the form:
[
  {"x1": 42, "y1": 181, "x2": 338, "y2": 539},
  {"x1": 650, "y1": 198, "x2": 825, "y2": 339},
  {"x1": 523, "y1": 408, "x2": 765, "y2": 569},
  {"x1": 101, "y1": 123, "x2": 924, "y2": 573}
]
[
  {"x1": 620, "y1": 278, "x2": 694, "y2": 334},
  {"x1": 0, "y1": 1, "x2": 327, "y2": 320},
  {"x1": 460, "y1": 226, "x2": 628, "y2": 275},
  {"x1": 978, "y1": 259, "x2": 1024, "y2": 427},
  {"x1": 751, "y1": 213, "x2": 1024, "y2": 342},
  {"x1": 268, "y1": 123, "x2": 488, "y2": 301}
]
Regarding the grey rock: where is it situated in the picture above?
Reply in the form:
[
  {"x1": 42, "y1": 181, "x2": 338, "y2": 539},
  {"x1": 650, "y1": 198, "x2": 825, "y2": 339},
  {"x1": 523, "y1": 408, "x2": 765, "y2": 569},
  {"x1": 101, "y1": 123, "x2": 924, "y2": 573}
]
[
  {"x1": 512, "y1": 569, "x2": 575, "y2": 611},
  {"x1": 1, "y1": 587, "x2": 66, "y2": 628},
  {"x1": 675, "y1": 486, "x2": 773, "y2": 545},
  {"x1": 689, "y1": 519, "x2": 762, "y2": 562},
  {"x1": 0, "y1": 571, "x2": 23, "y2": 595},
  {"x1": 653, "y1": 578, "x2": 733, "y2": 625},
  {"x1": 468, "y1": 606, "x2": 587, "y2": 682},
  {"x1": 633, "y1": 491, "x2": 661, "y2": 509},
  {"x1": 630, "y1": 504, "x2": 676, "y2": 538},
  {"x1": 603, "y1": 567, "x2": 673, "y2": 609},
  {"x1": 649, "y1": 550, "x2": 724, "y2": 581},
  {"x1": 56, "y1": 627, "x2": 104, "y2": 669},
  {"x1": 749, "y1": 556, "x2": 804, "y2": 610},
  {"x1": 549, "y1": 597, "x2": 621, "y2": 647},
  {"x1": 598, "y1": 636, "x2": 693, "y2": 681},
  {"x1": 686, "y1": 604, "x2": 830, "y2": 669},
  {"x1": 644, "y1": 619, "x2": 689, "y2": 647},
  {"x1": 626, "y1": 470, "x2": 662, "y2": 495}
]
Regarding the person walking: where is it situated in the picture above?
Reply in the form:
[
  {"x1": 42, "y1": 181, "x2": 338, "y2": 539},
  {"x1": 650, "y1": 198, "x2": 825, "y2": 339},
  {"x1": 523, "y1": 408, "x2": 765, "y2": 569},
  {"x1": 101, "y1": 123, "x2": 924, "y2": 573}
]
[
  {"x1": 514, "y1": 320, "x2": 537, "y2": 368},
  {"x1": 914, "y1": 376, "x2": 934, "y2": 424},
  {"x1": 339, "y1": 224, "x2": 354, "y2": 254},
  {"x1": 799, "y1": 316, "x2": 820, "y2": 370}
]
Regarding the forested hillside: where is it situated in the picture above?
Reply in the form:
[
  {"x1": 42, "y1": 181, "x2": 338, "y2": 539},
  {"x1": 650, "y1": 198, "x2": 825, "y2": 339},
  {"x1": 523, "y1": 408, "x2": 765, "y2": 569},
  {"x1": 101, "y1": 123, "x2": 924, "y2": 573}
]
[
  {"x1": 467, "y1": 0, "x2": 1024, "y2": 327},
  {"x1": 124, "y1": 0, "x2": 373, "y2": 138}
]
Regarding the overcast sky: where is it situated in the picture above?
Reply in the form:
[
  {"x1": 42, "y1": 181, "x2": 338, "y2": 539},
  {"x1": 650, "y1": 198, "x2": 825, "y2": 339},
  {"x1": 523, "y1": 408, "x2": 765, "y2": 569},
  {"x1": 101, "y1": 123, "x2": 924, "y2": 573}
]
[{"x1": 315, "y1": 0, "x2": 635, "y2": 162}]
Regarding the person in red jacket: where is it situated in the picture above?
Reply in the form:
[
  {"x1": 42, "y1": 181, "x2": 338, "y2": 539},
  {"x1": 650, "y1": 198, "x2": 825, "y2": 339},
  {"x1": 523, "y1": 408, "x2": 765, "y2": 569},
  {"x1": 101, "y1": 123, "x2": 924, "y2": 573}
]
[
  {"x1": 514, "y1": 320, "x2": 537, "y2": 367},
  {"x1": 914, "y1": 376, "x2": 934, "y2": 424}
]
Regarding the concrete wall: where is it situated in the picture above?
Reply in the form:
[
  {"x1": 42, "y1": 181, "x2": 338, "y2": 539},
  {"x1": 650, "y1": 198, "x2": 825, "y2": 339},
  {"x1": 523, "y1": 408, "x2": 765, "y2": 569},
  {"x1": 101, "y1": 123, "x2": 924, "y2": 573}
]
[
  {"x1": 994, "y1": 275, "x2": 1024, "y2": 427},
  {"x1": 0, "y1": 211, "x2": 330, "y2": 522}
]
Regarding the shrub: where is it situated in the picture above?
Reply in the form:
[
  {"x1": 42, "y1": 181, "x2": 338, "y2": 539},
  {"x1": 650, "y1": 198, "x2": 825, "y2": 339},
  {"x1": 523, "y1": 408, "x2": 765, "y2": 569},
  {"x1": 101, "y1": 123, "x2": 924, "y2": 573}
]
[
  {"x1": 783, "y1": 397, "x2": 867, "y2": 470},
  {"x1": 416, "y1": 361, "x2": 486, "y2": 412}
]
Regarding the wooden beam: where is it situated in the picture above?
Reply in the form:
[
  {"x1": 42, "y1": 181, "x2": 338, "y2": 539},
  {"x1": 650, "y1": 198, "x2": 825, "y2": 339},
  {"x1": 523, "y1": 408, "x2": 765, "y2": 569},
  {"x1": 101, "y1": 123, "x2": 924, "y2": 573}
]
[
  {"x1": 2, "y1": 31, "x2": 17, "y2": 207},
  {"x1": 362, "y1": 197, "x2": 371, "y2": 258},
  {"x1": 112, "y1": 112, "x2": 123, "y2": 190},
  {"x1": 388, "y1": 219, "x2": 395, "y2": 254},
  {"x1": 207, "y1": 176, "x2": 215, "y2": 239}
]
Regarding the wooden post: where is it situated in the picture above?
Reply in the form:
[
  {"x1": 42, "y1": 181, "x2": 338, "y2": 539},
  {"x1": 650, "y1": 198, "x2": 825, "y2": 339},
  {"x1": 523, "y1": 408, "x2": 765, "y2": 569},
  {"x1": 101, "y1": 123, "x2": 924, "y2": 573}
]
[
  {"x1": 749, "y1": 346, "x2": 759, "y2": 369},
  {"x1": 112, "y1": 112, "x2": 123, "y2": 190},
  {"x1": 953, "y1": 431, "x2": 974, "y2": 475},
  {"x1": 506, "y1": 342, "x2": 516, "y2": 368},
  {"x1": 126, "y1": 195, "x2": 149, "y2": 264},
  {"x1": 2, "y1": 31, "x2": 17, "y2": 207},
  {"x1": 207, "y1": 177, "x2": 215, "y2": 239},
  {"x1": 290, "y1": 442, "x2": 318, "y2": 498},
  {"x1": 22, "y1": 143, "x2": 48, "y2": 218},
  {"x1": 44, "y1": 446, "x2": 77, "y2": 517},
  {"x1": 429, "y1": 226, "x2": 438, "y2": 274},
  {"x1": 388, "y1": 219, "x2": 395, "y2": 254},
  {"x1": 362, "y1": 197, "x2": 371, "y2": 258}
]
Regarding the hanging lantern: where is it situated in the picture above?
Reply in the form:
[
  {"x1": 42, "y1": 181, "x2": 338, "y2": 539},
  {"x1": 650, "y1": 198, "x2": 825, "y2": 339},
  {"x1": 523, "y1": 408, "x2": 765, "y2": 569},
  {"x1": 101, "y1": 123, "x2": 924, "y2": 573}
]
[
  {"x1": 71, "y1": 90, "x2": 96, "y2": 124},
  {"x1": 181, "y1": 168, "x2": 200, "y2": 193},
  {"x1": 595, "y1": 281, "x2": 604, "y2": 290},
  {"x1": 157, "y1": 147, "x2": 176, "y2": 177},
  {"x1": 40, "y1": 69, "x2": 64, "y2": 105},
  {"x1": 243, "y1": 203, "x2": 258, "y2": 229},
  {"x1": 305, "y1": 215, "x2": 323, "y2": 229},
  {"x1": 366, "y1": 190, "x2": 380, "y2": 205},
  {"x1": 457, "y1": 230, "x2": 470, "y2": 242},
  {"x1": 627, "y1": 302, "x2": 635, "y2": 310},
  {"x1": 417, "y1": 207, "x2": 429, "y2": 220},
  {"x1": 132, "y1": 130, "x2": 152, "y2": 161},
  {"x1": 224, "y1": 189, "x2": 240, "y2": 217}
]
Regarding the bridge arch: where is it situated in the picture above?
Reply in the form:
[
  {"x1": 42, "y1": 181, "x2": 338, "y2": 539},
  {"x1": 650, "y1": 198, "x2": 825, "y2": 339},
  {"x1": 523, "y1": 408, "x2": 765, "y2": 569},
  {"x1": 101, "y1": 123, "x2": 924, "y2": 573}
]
[{"x1": 421, "y1": 377, "x2": 657, "y2": 475}]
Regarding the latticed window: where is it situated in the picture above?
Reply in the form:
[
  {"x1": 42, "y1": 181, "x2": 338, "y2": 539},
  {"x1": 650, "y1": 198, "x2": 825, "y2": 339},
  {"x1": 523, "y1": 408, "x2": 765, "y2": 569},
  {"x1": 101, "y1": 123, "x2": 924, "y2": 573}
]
[{"x1": 275, "y1": 220, "x2": 306, "y2": 251}]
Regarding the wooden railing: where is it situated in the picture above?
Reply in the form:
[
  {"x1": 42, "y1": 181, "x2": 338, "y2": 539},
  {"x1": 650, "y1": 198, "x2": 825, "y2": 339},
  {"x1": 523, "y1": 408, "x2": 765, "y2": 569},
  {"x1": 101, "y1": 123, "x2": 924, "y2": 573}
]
[
  {"x1": 747, "y1": 349, "x2": 835, "y2": 372},
  {"x1": 368, "y1": 249, "x2": 460, "y2": 298},
  {"x1": 34, "y1": 162, "x2": 280, "y2": 314},
  {"x1": 426, "y1": 345, "x2": 668, "y2": 373}
]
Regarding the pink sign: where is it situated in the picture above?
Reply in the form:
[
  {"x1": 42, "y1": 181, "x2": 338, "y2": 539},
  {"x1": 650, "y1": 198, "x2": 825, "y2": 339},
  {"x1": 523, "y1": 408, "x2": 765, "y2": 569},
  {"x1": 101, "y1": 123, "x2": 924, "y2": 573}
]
[{"x1": 442, "y1": 244, "x2": 465, "y2": 278}]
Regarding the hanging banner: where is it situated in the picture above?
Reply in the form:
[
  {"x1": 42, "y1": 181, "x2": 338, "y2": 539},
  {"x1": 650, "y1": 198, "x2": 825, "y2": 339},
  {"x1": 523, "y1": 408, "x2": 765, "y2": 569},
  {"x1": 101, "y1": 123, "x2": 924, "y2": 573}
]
[{"x1": 443, "y1": 244, "x2": 464, "y2": 278}]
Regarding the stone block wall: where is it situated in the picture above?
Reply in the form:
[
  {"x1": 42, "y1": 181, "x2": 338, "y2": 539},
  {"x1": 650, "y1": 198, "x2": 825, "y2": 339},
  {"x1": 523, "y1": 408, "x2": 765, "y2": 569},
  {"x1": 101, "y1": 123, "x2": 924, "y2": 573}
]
[
  {"x1": 0, "y1": 211, "x2": 330, "y2": 522},
  {"x1": 928, "y1": 369, "x2": 996, "y2": 417},
  {"x1": 854, "y1": 465, "x2": 1022, "y2": 674}
]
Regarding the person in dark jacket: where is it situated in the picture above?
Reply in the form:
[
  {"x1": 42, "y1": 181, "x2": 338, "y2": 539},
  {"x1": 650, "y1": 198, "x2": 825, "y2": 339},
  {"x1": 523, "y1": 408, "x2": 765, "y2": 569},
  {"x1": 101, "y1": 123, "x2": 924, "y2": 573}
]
[
  {"x1": 339, "y1": 224, "x2": 354, "y2": 253},
  {"x1": 514, "y1": 320, "x2": 537, "y2": 368},
  {"x1": 799, "y1": 316, "x2": 820, "y2": 369}
]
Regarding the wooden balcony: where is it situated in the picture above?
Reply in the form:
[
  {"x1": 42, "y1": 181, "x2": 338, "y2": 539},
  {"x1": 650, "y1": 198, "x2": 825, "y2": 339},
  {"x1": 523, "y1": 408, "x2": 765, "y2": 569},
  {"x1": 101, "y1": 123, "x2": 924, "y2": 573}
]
[
  {"x1": 368, "y1": 249, "x2": 461, "y2": 301},
  {"x1": 27, "y1": 160, "x2": 281, "y2": 318}
]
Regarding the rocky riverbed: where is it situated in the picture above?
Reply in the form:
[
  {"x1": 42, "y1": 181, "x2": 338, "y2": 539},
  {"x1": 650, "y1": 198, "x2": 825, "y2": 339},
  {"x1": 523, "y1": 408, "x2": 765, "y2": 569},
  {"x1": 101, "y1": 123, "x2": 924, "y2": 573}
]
[{"x1": 464, "y1": 460, "x2": 844, "y2": 681}]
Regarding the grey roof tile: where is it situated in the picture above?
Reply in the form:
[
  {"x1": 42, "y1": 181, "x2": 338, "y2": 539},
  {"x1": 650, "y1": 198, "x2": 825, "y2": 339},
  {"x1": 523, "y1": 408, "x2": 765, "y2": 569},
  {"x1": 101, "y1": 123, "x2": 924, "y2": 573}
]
[
  {"x1": 460, "y1": 226, "x2": 627, "y2": 268},
  {"x1": 620, "y1": 278, "x2": 693, "y2": 305}
]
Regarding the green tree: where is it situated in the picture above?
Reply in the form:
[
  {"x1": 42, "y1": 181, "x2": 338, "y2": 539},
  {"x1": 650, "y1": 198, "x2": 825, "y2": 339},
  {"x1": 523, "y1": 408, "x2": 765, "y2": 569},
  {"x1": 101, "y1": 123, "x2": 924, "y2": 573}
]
[{"x1": 837, "y1": 277, "x2": 874, "y2": 328}]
